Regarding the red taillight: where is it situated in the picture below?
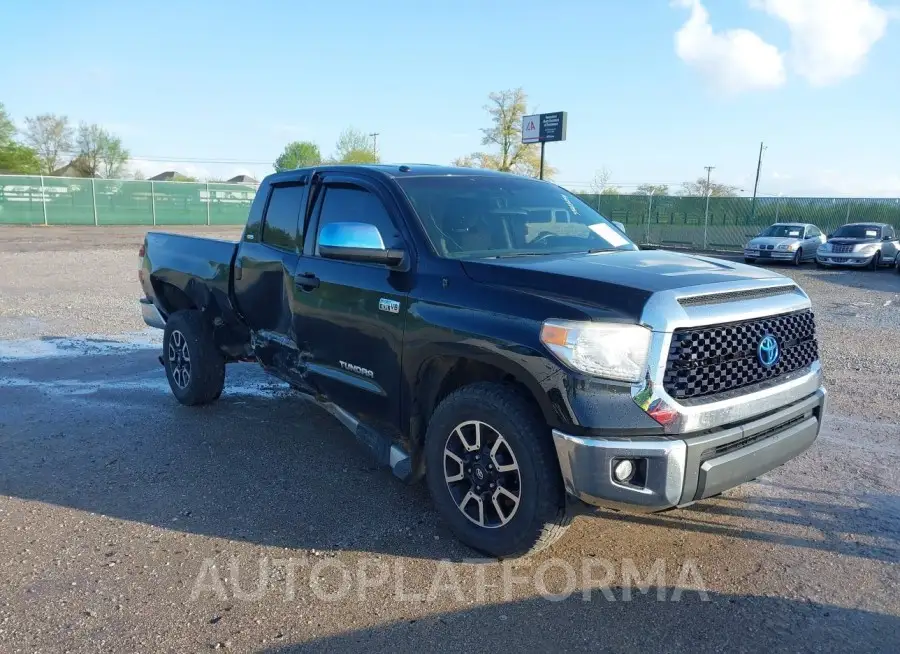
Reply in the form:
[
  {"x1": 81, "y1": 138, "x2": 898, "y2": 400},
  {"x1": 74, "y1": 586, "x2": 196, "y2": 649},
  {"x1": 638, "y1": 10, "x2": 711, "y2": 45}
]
[{"x1": 138, "y1": 244, "x2": 146, "y2": 257}]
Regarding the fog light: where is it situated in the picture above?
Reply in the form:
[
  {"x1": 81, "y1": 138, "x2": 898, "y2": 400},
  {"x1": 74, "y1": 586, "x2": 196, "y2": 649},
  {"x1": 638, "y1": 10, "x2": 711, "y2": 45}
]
[{"x1": 613, "y1": 459, "x2": 635, "y2": 483}]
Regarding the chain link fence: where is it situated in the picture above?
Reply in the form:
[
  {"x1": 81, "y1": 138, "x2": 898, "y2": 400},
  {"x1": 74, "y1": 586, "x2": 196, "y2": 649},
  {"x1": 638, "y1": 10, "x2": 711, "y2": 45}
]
[
  {"x1": 575, "y1": 193, "x2": 900, "y2": 250},
  {"x1": 0, "y1": 175, "x2": 257, "y2": 226},
  {"x1": 3, "y1": 174, "x2": 899, "y2": 252}
]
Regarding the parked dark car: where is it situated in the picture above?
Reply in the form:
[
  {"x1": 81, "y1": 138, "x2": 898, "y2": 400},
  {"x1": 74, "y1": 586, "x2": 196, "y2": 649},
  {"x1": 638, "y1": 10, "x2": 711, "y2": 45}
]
[
  {"x1": 138, "y1": 164, "x2": 826, "y2": 558},
  {"x1": 816, "y1": 222, "x2": 899, "y2": 270}
]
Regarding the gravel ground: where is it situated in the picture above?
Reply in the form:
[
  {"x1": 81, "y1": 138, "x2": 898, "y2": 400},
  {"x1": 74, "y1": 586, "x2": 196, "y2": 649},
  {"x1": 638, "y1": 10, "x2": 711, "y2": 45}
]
[{"x1": 0, "y1": 226, "x2": 898, "y2": 653}]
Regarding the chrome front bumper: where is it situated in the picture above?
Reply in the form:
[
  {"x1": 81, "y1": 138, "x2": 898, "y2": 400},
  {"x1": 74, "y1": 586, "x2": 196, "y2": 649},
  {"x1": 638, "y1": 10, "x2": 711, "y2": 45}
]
[
  {"x1": 816, "y1": 253, "x2": 874, "y2": 266},
  {"x1": 552, "y1": 386, "x2": 826, "y2": 512},
  {"x1": 744, "y1": 249, "x2": 796, "y2": 260},
  {"x1": 140, "y1": 299, "x2": 167, "y2": 330}
]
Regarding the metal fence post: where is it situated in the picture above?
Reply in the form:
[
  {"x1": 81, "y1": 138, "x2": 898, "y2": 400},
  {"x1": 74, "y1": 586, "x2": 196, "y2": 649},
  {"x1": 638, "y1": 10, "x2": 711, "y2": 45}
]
[
  {"x1": 206, "y1": 181, "x2": 211, "y2": 226},
  {"x1": 91, "y1": 177, "x2": 98, "y2": 226},
  {"x1": 703, "y1": 191, "x2": 712, "y2": 250},
  {"x1": 40, "y1": 174, "x2": 48, "y2": 226},
  {"x1": 150, "y1": 180, "x2": 157, "y2": 226},
  {"x1": 646, "y1": 190, "x2": 654, "y2": 245},
  {"x1": 845, "y1": 198, "x2": 852, "y2": 224}
]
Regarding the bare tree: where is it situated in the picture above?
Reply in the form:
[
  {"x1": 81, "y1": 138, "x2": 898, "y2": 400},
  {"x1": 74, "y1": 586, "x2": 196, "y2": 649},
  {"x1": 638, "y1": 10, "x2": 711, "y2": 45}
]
[
  {"x1": 23, "y1": 114, "x2": 73, "y2": 173},
  {"x1": 680, "y1": 177, "x2": 739, "y2": 197},
  {"x1": 589, "y1": 167, "x2": 613, "y2": 194},
  {"x1": 454, "y1": 88, "x2": 556, "y2": 178}
]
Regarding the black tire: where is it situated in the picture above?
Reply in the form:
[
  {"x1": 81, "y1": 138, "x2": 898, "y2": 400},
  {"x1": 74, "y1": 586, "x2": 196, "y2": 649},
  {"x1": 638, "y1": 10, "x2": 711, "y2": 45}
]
[
  {"x1": 792, "y1": 248, "x2": 802, "y2": 266},
  {"x1": 895, "y1": 256, "x2": 900, "y2": 274},
  {"x1": 424, "y1": 382, "x2": 570, "y2": 559},
  {"x1": 869, "y1": 252, "x2": 881, "y2": 271},
  {"x1": 744, "y1": 258, "x2": 756, "y2": 264},
  {"x1": 163, "y1": 310, "x2": 225, "y2": 406}
]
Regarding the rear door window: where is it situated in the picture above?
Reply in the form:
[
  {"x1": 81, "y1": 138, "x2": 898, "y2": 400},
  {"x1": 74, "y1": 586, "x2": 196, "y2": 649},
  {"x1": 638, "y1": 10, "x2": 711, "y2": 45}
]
[{"x1": 262, "y1": 184, "x2": 306, "y2": 251}]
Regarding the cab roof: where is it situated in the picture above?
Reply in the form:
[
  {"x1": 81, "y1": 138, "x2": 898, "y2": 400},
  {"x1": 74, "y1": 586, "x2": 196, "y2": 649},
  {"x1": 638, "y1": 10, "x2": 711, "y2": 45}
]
[{"x1": 263, "y1": 163, "x2": 536, "y2": 185}]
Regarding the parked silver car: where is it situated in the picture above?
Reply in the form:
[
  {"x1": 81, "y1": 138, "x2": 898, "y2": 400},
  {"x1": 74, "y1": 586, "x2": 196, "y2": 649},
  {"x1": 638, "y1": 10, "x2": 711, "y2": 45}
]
[
  {"x1": 816, "y1": 222, "x2": 899, "y2": 270},
  {"x1": 743, "y1": 223, "x2": 825, "y2": 266}
]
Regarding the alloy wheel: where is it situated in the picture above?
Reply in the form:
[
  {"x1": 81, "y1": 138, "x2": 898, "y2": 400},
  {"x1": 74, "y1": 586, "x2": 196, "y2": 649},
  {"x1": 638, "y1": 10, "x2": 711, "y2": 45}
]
[
  {"x1": 443, "y1": 420, "x2": 521, "y2": 528},
  {"x1": 168, "y1": 329, "x2": 192, "y2": 389}
]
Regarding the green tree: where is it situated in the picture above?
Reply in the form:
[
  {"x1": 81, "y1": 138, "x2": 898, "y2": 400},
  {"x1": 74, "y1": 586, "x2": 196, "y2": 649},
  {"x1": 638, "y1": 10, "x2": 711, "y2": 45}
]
[
  {"x1": 454, "y1": 88, "x2": 555, "y2": 179},
  {"x1": 0, "y1": 143, "x2": 41, "y2": 174},
  {"x1": 680, "y1": 177, "x2": 738, "y2": 197},
  {"x1": 274, "y1": 140, "x2": 322, "y2": 171},
  {"x1": 0, "y1": 102, "x2": 15, "y2": 146},
  {"x1": 23, "y1": 113, "x2": 73, "y2": 173},
  {"x1": 334, "y1": 128, "x2": 378, "y2": 163},
  {"x1": 73, "y1": 123, "x2": 130, "y2": 178},
  {"x1": 600, "y1": 186, "x2": 622, "y2": 195},
  {"x1": 339, "y1": 147, "x2": 379, "y2": 164},
  {"x1": 100, "y1": 134, "x2": 129, "y2": 178},
  {"x1": 633, "y1": 183, "x2": 670, "y2": 196}
]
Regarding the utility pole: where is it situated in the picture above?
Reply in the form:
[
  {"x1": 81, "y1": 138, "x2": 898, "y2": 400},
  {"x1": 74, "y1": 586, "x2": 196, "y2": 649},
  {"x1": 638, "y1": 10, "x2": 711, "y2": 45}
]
[
  {"x1": 703, "y1": 166, "x2": 715, "y2": 250},
  {"x1": 369, "y1": 132, "x2": 380, "y2": 159},
  {"x1": 749, "y1": 141, "x2": 766, "y2": 221}
]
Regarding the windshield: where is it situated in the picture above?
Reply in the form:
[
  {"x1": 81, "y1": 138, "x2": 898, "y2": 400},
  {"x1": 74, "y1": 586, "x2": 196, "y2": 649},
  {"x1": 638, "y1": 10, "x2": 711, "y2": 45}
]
[
  {"x1": 760, "y1": 225, "x2": 803, "y2": 238},
  {"x1": 831, "y1": 224, "x2": 881, "y2": 239},
  {"x1": 395, "y1": 175, "x2": 638, "y2": 258}
]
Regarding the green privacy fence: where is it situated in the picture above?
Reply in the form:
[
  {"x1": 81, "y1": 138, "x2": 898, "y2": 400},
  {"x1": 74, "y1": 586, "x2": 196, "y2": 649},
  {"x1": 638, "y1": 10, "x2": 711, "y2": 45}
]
[
  {"x1": 3, "y1": 174, "x2": 900, "y2": 251},
  {"x1": 574, "y1": 193, "x2": 900, "y2": 250},
  {"x1": 0, "y1": 175, "x2": 257, "y2": 226}
]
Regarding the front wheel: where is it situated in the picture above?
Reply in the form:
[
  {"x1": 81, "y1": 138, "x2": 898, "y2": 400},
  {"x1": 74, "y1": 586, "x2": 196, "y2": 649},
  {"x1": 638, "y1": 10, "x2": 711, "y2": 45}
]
[
  {"x1": 895, "y1": 255, "x2": 900, "y2": 274},
  {"x1": 792, "y1": 248, "x2": 802, "y2": 266},
  {"x1": 424, "y1": 383, "x2": 570, "y2": 558},
  {"x1": 869, "y1": 252, "x2": 881, "y2": 271},
  {"x1": 163, "y1": 310, "x2": 225, "y2": 406}
]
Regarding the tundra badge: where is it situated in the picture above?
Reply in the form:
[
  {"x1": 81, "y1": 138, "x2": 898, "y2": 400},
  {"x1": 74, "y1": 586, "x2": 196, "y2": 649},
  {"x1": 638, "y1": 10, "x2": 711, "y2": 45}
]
[{"x1": 340, "y1": 361, "x2": 375, "y2": 378}]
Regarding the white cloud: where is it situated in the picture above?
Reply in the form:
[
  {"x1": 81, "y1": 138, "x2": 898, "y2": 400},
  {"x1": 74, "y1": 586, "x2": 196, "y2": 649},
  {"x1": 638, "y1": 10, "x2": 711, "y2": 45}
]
[
  {"x1": 673, "y1": 0, "x2": 786, "y2": 94},
  {"x1": 751, "y1": 0, "x2": 891, "y2": 86}
]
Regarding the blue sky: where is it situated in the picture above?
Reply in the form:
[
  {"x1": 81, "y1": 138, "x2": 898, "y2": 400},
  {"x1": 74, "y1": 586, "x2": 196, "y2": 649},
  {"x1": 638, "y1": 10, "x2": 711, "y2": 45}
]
[{"x1": 2, "y1": 0, "x2": 897, "y2": 196}]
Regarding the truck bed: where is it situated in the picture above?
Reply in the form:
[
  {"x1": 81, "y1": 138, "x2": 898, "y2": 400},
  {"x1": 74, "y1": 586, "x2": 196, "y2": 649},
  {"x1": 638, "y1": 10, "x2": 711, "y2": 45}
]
[{"x1": 140, "y1": 231, "x2": 243, "y2": 333}]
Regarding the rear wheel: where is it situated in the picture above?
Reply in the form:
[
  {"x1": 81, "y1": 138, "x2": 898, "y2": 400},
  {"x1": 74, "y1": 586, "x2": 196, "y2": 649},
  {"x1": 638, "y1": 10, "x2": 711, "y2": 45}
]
[
  {"x1": 163, "y1": 310, "x2": 225, "y2": 406},
  {"x1": 424, "y1": 383, "x2": 570, "y2": 558}
]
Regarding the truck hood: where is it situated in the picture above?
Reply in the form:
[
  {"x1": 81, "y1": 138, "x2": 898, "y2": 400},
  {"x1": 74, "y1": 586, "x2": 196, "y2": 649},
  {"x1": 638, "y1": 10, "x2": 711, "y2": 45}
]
[{"x1": 461, "y1": 249, "x2": 785, "y2": 320}]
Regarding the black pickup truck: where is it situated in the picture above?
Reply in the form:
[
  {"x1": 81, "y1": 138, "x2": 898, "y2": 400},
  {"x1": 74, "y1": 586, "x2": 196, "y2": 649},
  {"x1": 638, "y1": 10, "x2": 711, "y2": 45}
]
[{"x1": 139, "y1": 164, "x2": 827, "y2": 558}]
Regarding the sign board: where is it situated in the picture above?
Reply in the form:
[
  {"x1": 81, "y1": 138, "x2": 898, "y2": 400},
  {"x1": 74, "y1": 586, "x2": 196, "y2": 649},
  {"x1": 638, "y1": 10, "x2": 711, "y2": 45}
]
[{"x1": 521, "y1": 111, "x2": 567, "y2": 144}]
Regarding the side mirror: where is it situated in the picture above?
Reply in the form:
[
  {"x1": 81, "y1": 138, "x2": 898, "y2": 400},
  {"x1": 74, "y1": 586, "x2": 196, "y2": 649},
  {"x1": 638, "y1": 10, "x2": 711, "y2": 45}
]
[
  {"x1": 883, "y1": 235, "x2": 892, "y2": 241},
  {"x1": 827, "y1": 233, "x2": 833, "y2": 239},
  {"x1": 318, "y1": 222, "x2": 405, "y2": 266}
]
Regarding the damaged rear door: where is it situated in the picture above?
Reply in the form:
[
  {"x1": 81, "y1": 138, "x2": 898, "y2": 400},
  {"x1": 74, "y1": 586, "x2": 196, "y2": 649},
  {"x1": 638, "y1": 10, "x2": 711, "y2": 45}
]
[{"x1": 232, "y1": 174, "x2": 315, "y2": 392}]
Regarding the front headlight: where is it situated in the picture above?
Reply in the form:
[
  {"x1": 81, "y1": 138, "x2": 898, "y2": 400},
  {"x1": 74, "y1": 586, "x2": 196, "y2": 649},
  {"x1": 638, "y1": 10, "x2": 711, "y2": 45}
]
[
  {"x1": 856, "y1": 244, "x2": 878, "y2": 255},
  {"x1": 540, "y1": 320, "x2": 651, "y2": 383},
  {"x1": 818, "y1": 243, "x2": 831, "y2": 252},
  {"x1": 776, "y1": 243, "x2": 798, "y2": 251}
]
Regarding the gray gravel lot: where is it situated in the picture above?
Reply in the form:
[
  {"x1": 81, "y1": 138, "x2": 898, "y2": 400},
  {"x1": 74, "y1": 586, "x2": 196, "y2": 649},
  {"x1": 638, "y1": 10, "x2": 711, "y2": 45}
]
[{"x1": 0, "y1": 226, "x2": 898, "y2": 653}]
